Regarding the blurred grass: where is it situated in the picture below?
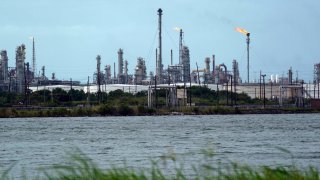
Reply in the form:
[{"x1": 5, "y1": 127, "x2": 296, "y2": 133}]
[{"x1": 1, "y1": 148, "x2": 319, "y2": 180}]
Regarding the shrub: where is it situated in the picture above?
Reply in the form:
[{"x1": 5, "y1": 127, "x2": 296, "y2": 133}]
[
  {"x1": 75, "y1": 108, "x2": 86, "y2": 116},
  {"x1": 0, "y1": 108, "x2": 10, "y2": 118},
  {"x1": 37, "y1": 110, "x2": 44, "y2": 117},
  {"x1": 147, "y1": 107, "x2": 156, "y2": 115},
  {"x1": 98, "y1": 105, "x2": 116, "y2": 116},
  {"x1": 51, "y1": 108, "x2": 69, "y2": 117},
  {"x1": 193, "y1": 107, "x2": 200, "y2": 114},
  {"x1": 235, "y1": 107, "x2": 241, "y2": 114},
  {"x1": 118, "y1": 105, "x2": 134, "y2": 116},
  {"x1": 137, "y1": 105, "x2": 147, "y2": 115}
]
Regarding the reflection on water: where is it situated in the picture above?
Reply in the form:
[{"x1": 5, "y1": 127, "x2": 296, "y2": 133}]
[{"x1": 0, "y1": 114, "x2": 319, "y2": 177}]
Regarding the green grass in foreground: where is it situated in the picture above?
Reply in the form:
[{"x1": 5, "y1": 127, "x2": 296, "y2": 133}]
[{"x1": 1, "y1": 149, "x2": 319, "y2": 180}]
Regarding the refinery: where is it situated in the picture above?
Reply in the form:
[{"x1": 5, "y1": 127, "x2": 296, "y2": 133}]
[{"x1": 0, "y1": 9, "x2": 319, "y2": 108}]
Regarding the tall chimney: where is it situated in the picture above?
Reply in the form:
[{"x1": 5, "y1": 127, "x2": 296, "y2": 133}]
[
  {"x1": 179, "y1": 29, "x2": 183, "y2": 65},
  {"x1": 212, "y1": 54, "x2": 215, "y2": 76},
  {"x1": 32, "y1": 37, "x2": 36, "y2": 76},
  {"x1": 156, "y1": 8, "x2": 163, "y2": 84},
  {"x1": 246, "y1": 33, "x2": 250, "y2": 83}
]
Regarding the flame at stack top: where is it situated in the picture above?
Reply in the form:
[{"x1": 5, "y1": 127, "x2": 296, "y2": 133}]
[
  {"x1": 235, "y1": 27, "x2": 249, "y2": 35},
  {"x1": 173, "y1": 27, "x2": 181, "y2": 32}
]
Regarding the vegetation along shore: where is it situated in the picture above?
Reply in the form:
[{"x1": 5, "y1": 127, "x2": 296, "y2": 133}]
[{"x1": 0, "y1": 86, "x2": 319, "y2": 118}]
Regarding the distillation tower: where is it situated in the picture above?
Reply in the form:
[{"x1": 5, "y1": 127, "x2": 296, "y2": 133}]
[
  {"x1": 16, "y1": 44, "x2": 26, "y2": 93},
  {"x1": 0, "y1": 50, "x2": 8, "y2": 82},
  {"x1": 135, "y1": 57, "x2": 147, "y2": 84}
]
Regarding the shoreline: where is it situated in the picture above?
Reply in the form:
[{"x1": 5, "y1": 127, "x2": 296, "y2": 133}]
[{"x1": 1, "y1": 105, "x2": 320, "y2": 118}]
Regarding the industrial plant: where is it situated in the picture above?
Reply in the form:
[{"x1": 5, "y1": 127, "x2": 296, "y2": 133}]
[
  {"x1": 0, "y1": 8, "x2": 319, "y2": 108},
  {"x1": 0, "y1": 38, "x2": 79, "y2": 95}
]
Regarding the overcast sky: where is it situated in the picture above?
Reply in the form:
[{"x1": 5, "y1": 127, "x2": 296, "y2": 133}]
[{"x1": 0, "y1": 0, "x2": 319, "y2": 83}]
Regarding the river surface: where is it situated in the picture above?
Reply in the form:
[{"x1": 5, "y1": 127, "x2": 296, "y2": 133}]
[{"x1": 0, "y1": 114, "x2": 320, "y2": 178}]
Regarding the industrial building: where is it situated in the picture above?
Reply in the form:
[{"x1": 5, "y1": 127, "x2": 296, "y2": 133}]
[
  {"x1": 0, "y1": 40, "x2": 78, "y2": 95},
  {"x1": 0, "y1": 44, "x2": 33, "y2": 93},
  {"x1": 1, "y1": 8, "x2": 319, "y2": 109},
  {"x1": 134, "y1": 57, "x2": 147, "y2": 84},
  {"x1": 84, "y1": 8, "x2": 313, "y2": 108}
]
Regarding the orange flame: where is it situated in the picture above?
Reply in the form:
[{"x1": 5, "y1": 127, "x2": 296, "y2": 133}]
[{"x1": 235, "y1": 27, "x2": 249, "y2": 35}]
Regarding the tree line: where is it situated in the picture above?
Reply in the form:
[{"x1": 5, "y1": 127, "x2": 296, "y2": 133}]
[{"x1": 0, "y1": 86, "x2": 271, "y2": 108}]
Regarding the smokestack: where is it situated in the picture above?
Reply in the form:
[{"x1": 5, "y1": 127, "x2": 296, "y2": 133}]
[
  {"x1": 156, "y1": 8, "x2": 163, "y2": 84},
  {"x1": 124, "y1": 60, "x2": 128, "y2": 75},
  {"x1": 288, "y1": 67, "x2": 293, "y2": 85},
  {"x1": 96, "y1": 55, "x2": 101, "y2": 91},
  {"x1": 205, "y1": 57, "x2": 210, "y2": 73},
  {"x1": 96, "y1": 55, "x2": 101, "y2": 102},
  {"x1": 179, "y1": 29, "x2": 183, "y2": 65},
  {"x1": 124, "y1": 60, "x2": 128, "y2": 84},
  {"x1": 118, "y1": 48, "x2": 123, "y2": 76},
  {"x1": 232, "y1": 59, "x2": 239, "y2": 85},
  {"x1": 246, "y1": 33, "x2": 250, "y2": 83},
  {"x1": 41, "y1": 66, "x2": 45, "y2": 77},
  {"x1": 32, "y1": 37, "x2": 36, "y2": 76},
  {"x1": 212, "y1": 55, "x2": 215, "y2": 76},
  {"x1": 236, "y1": 27, "x2": 250, "y2": 83},
  {"x1": 170, "y1": 49, "x2": 173, "y2": 66},
  {"x1": 114, "y1": 62, "x2": 116, "y2": 84}
]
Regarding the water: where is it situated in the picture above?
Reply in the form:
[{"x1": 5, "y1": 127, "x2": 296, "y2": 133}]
[{"x1": 0, "y1": 114, "x2": 320, "y2": 178}]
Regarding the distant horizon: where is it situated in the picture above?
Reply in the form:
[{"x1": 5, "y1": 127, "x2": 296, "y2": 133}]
[{"x1": 0, "y1": 0, "x2": 319, "y2": 83}]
